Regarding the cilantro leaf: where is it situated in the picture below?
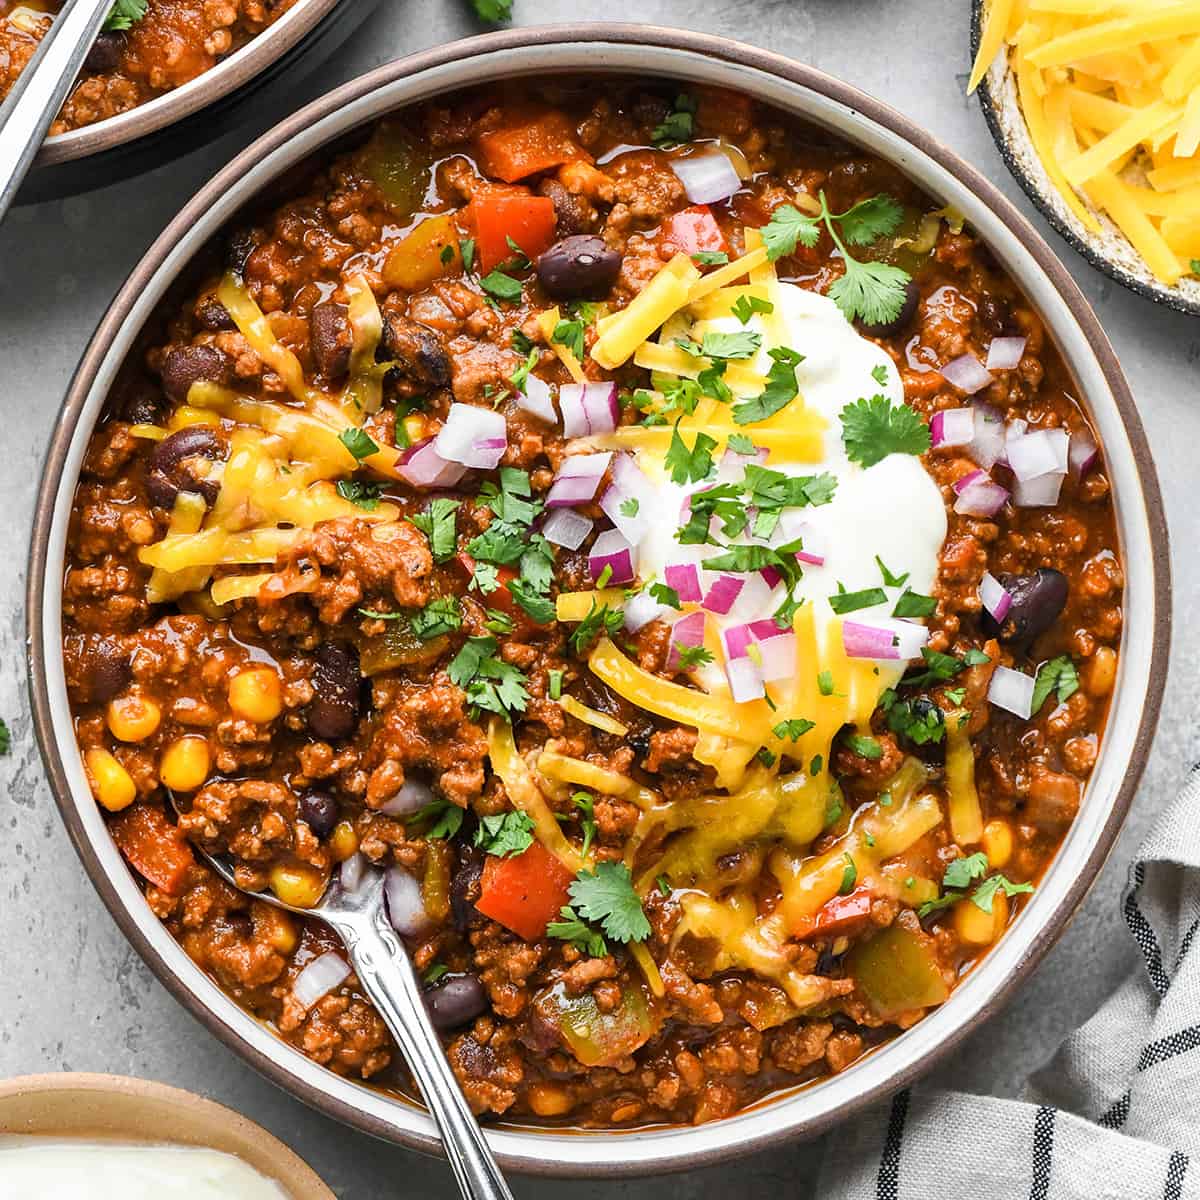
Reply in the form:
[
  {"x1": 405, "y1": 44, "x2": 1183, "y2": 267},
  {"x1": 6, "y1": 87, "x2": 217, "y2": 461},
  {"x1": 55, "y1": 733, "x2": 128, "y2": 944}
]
[
  {"x1": 1192, "y1": 259, "x2": 1200, "y2": 276},
  {"x1": 620, "y1": 497, "x2": 640, "y2": 518},
  {"x1": 726, "y1": 433, "x2": 756, "y2": 455},
  {"x1": 773, "y1": 718, "x2": 815, "y2": 741},
  {"x1": 840, "y1": 394, "x2": 930, "y2": 468},
  {"x1": 675, "y1": 645, "x2": 714, "y2": 669},
  {"x1": 466, "y1": 520, "x2": 527, "y2": 566},
  {"x1": 838, "y1": 853, "x2": 857, "y2": 895},
  {"x1": 470, "y1": 562, "x2": 501, "y2": 595},
  {"x1": 733, "y1": 346, "x2": 802, "y2": 425},
  {"x1": 761, "y1": 205, "x2": 821, "y2": 262},
  {"x1": 410, "y1": 596, "x2": 462, "y2": 640},
  {"x1": 817, "y1": 670, "x2": 834, "y2": 696},
  {"x1": 1031, "y1": 655, "x2": 1079, "y2": 714},
  {"x1": 829, "y1": 259, "x2": 912, "y2": 327},
  {"x1": 336, "y1": 479, "x2": 381, "y2": 511},
  {"x1": 881, "y1": 690, "x2": 945, "y2": 745},
  {"x1": 893, "y1": 590, "x2": 937, "y2": 618},
  {"x1": 480, "y1": 269, "x2": 523, "y2": 302},
  {"x1": 972, "y1": 873, "x2": 1034, "y2": 913},
  {"x1": 569, "y1": 601, "x2": 624, "y2": 654},
  {"x1": 651, "y1": 94, "x2": 697, "y2": 147},
  {"x1": 518, "y1": 534, "x2": 555, "y2": 593},
  {"x1": 470, "y1": 0, "x2": 511, "y2": 19},
  {"x1": 664, "y1": 421, "x2": 717, "y2": 484},
  {"x1": 509, "y1": 346, "x2": 538, "y2": 394},
  {"x1": 567, "y1": 861, "x2": 651, "y2": 943},
  {"x1": 409, "y1": 498, "x2": 459, "y2": 562},
  {"x1": 731, "y1": 294, "x2": 774, "y2": 324},
  {"x1": 103, "y1": 0, "x2": 147, "y2": 31},
  {"x1": 448, "y1": 635, "x2": 529, "y2": 719},
  {"x1": 942, "y1": 852, "x2": 989, "y2": 891},
  {"x1": 547, "y1": 905, "x2": 609, "y2": 958},
  {"x1": 423, "y1": 963, "x2": 450, "y2": 985},
  {"x1": 507, "y1": 578, "x2": 556, "y2": 624},
  {"x1": 828, "y1": 585, "x2": 888, "y2": 615},
  {"x1": 701, "y1": 330, "x2": 761, "y2": 360},
  {"x1": 692, "y1": 250, "x2": 729, "y2": 265},
  {"x1": 697, "y1": 359, "x2": 731, "y2": 403},
  {"x1": 414, "y1": 799, "x2": 465, "y2": 840},
  {"x1": 459, "y1": 238, "x2": 476, "y2": 273},
  {"x1": 844, "y1": 733, "x2": 882, "y2": 760},
  {"x1": 0, "y1": 718, "x2": 10, "y2": 756},
  {"x1": 448, "y1": 636, "x2": 495, "y2": 688},
  {"x1": 552, "y1": 318, "x2": 586, "y2": 362},
  {"x1": 875, "y1": 555, "x2": 910, "y2": 588},
  {"x1": 473, "y1": 811, "x2": 536, "y2": 858},
  {"x1": 339, "y1": 427, "x2": 379, "y2": 460},
  {"x1": 649, "y1": 581, "x2": 682, "y2": 609},
  {"x1": 836, "y1": 194, "x2": 905, "y2": 246}
]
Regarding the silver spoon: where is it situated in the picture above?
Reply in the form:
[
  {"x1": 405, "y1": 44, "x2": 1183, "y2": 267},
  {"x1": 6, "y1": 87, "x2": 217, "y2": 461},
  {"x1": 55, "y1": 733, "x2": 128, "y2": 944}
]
[
  {"x1": 174, "y1": 805, "x2": 513, "y2": 1200},
  {"x1": 0, "y1": 0, "x2": 115, "y2": 221}
]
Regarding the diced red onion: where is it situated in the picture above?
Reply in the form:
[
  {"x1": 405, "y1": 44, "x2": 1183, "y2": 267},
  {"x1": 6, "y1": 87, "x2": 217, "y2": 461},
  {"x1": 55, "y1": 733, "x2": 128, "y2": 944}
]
[
  {"x1": 664, "y1": 561, "x2": 702, "y2": 602},
  {"x1": 770, "y1": 516, "x2": 825, "y2": 566},
  {"x1": 516, "y1": 373, "x2": 557, "y2": 424},
  {"x1": 760, "y1": 565, "x2": 782, "y2": 588},
  {"x1": 547, "y1": 451, "x2": 612, "y2": 507},
  {"x1": 843, "y1": 618, "x2": 929, "y2": 661},
  {"x1": 988, "y1": 665, "x2": 1035, "y2": 719},
  {"x1": 396, "y1": 438, "x2": 468, "y2": 489},
  {"x1": 541, "y1": 507, "x2": 594, "y2": 550},
  {"x1": 985, "y1": 336, "x2": 1027, "y2": 371},
  {"x1": 385, "y1": 867, "x2": 433, "y2": 939},
  {"x1": 668, "y1": 610, "x2": 707, "y2": 671},
  {"x1": 434, "y1": 403, "x2": 507, "y2": 470},
  {"x1": 1013, "y1": 471, "x2": 1065, "y2": 507},
  {"x1": 560, "y1": 381, "x2": 618, "y2": 439},
  {"x1": 727, "y1": 570, "x2": 773, "y2": 619},
  {"x1": 722, "y1": 618, "x2": 788, "y2": 659},
  {"x1": 1006, "y1": 428, "x2": 1069, "y2": 482},
  {"x1": 968, "y1": 403, "x2": 1007, "y2": 469},
  {"x1": 379, "y1": 778, "x2": 433, "y2": 817},
  {"x1": 719, "y1": 444, "x2": 769, "y2": 481},
  {"x1": 1069, "y1": 427, "x2": 1099, "y2": 478},
  {"x1": 1001, "y1": 418, "x2": 1027, "y2": 467},
  {"x1": 671, "y1": 153, "x2": 742, "y2": 205},
  {"x1": 702, "y1": 574, "x2": 744, "y2": 615},
  {"x1": 940, "y1": 353, "x2": 994, "y2": 395},
  {"x1": 624, "y1": 589, "x2": 669, "y2": 633},
  {"x1": 979, "y1": 572, "x2": 1012, "y2": 623},
  {"x1": 930, "y1": 408, "x2": 976, "y2": 448},
  {"x1": 600, "y1": 453, "x2": 654, "y2": 544},
  {"x1": 292, "y1": 951, "x2": 351, "y2": 1011},
  {"x1": 339, "y1": 851, "x2": 368, "y2": 894},
  {"x1": 758, "y1": 632, "x2": 797, "y2": 682},
  {"x1": 724, "y1": 655, "x2": 765, "y2": 703},
  {"x1": 952, "y1": 470, "x2": 1009, "y2": 518},
  {"x1": 588, "y1": 528, "x2": 636, "y2": 585}
]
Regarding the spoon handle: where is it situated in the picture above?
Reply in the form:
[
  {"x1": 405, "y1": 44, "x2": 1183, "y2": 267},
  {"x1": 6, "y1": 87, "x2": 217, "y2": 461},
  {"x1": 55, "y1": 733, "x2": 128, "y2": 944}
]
[
  {"x1": 0, "y1": 0, "x2": 114, "y2": 220},
  {"x1": 335, "y1": 907, "x2": 515, "y2": 1200}
]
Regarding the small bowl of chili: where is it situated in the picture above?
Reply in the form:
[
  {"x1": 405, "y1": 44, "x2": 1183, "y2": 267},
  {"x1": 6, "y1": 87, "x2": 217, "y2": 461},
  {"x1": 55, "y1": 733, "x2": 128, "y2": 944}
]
[
  {"x1": 28, "y1": 23, "x2": 1170, "y2": 1177},
  {"x1": 3, "y1": 0, "x2": 379, "y2": 204}
]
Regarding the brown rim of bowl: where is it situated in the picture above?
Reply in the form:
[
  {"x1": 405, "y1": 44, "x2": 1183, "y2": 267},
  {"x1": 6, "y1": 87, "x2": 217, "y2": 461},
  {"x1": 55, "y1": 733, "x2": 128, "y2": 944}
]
[
  {"x1": 969, "y1": 0, "x2": 1200, "y2": 318},
  {"x1": 30, "y1": 0, "x2": 340, "y2": 167},
  {"x1": 0, "y1": 1072, "x2": 334, "y2": 1198},
  {"x1": 26, "y1": 24, "x2": 1171, "y2": 1175}
]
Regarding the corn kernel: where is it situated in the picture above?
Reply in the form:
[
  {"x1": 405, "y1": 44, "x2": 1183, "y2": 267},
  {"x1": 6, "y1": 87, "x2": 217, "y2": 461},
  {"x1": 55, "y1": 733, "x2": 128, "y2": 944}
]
[
  {"x1": 329, "y1": 820, "x2": 359, "y2": 863},
  {"x1": 159, "y1": 736, "x2": 211, "y2": 792},
  {"x1": 403, "y1": 413, "x2": 427, "y2": 444},
  {"x1": 526, "y1": 1083, "x2": 573, "y2": 1117},
  {"x1": 953, "y1": 889, "x2": 1008, "y2": 947},
  {"x1": 268, "y1": 863, "x2": 327, "y2": 909},
  {"x1": 228, "y1": 667, "x2": 283, "y2": 723},
  {"x1": 105, "y1": 693, "x2": 161, "y2": 743},
  {"x1": 981, "y1": 819, "x2": 1014, "y2": 869},
  {"x1": 169, "y1": 404, "x2": 222, "y2": 430},
  {"x1": 85, "y1": 747, "x2": 137, "y2": 812},
  {"x1": 252, "y1": 902, "x2": 298, "y2": 955}
]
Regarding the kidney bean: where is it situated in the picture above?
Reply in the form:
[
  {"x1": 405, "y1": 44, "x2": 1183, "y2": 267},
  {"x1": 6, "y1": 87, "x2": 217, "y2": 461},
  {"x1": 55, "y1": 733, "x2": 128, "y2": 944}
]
[
  {"x1": 310, "y1": 302, "x2": 352, "y2": 381},
  {"x1": 160, "y1": 345, "x2": 232, "y2": 406},
  {"x1": 298, "y1": 791, "x2": 339, "y2": 838},
  {"x1": 224, "y1": 228, "x2": 258, "y2": 274},
  {"x1": 307, "y1": 643, "x2": 361, "y2": 740},
  {"x1": 84, "y1": 30, "x2": 125, "y2": 74},
  {"x1": 537, "y1": 178, "x2": 595, "y2": 236},
  {"x1": 536, "y1": 235, "x2": 622, "y2": 299},
  {"x1": 194, "y1": 296, "x2": 235, "y2": 332},
  {"x1": 69, "y1": 635, "x2": 131, "y2": 704},
  {"x1": 145, "y1": 426, "x2": 224, "y2": 508},
  {"x1": 982, "y1": 569, "x2": 1068, "y2": 647},
  {"x1": 856, "y1": 278, "x2": 920, "y2": 340},
  {"x1": 450, "y1": 847, "x2": 485, "y2": 932},
  {"x1": 380, "y1": 315, "x2": 451, "y2": 389},
  {"x1": 424, "y1": 974, "x2": 488, "y2": 1030}
]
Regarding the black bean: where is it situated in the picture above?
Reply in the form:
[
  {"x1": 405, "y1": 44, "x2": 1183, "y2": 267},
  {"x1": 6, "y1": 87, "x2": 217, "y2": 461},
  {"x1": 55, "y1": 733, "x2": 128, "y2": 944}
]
[
  {"x1": 194, "y1": 296, "x2": 235, "y2": 332},
  {"x1": 122, "y1": 388, "x2": 165, "y2": 427},
  {"x1": 425, "y1": 974, "x2": 488, "y2": 1030},
  {"x1": 978, "y1": 294, "x2": 1010, "y2": 336},
  {"x1": 537, "y1": 178, "x2": 595, "y2": 236},
  {"x1": 380, "y1": 315, "x2": 451, "y2": 389},
  {"x1": 536, "y1": 235, "x2": 622, "y2": 300},
  {"x1": 307, "y1": 643, "x2": 361, "y2": 740},
  {"x1": 84, "y1": 30, "x2": 125, "y2": 74},
  {"x1": 160, "y1": 344, "x2": 232, "y2": 406},
  {"x1": 310, "y1": 302, "x2": 352, "y2": 382},
  {"x1": 856, "y1": 278, "x2": 921, "y2": 340},
  {"x1": 450, "y1": 848, "x2": 485, "y2": 933},
  {"x1": 298, "y1": 791, "x2": 339, "y2": 838},
  {"x1": 146, "y1": 426, "x2": 224, "y2": 508},
  {"x1": 981, "y1": 568, "x2": 1069, "y2": 647}
]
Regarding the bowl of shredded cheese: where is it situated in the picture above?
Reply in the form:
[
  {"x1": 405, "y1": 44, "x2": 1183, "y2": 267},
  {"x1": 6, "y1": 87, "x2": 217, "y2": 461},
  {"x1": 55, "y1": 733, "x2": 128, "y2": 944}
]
[{"x1": 970, "y1": 0, "x2": 1200, "y2": 315}]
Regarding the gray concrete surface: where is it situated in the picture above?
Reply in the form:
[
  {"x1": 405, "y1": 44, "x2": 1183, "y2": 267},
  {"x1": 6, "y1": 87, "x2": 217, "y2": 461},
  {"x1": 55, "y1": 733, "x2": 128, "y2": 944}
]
[{"x1": 0, "y1": 2, "x2": 1196, "y2": 1195}]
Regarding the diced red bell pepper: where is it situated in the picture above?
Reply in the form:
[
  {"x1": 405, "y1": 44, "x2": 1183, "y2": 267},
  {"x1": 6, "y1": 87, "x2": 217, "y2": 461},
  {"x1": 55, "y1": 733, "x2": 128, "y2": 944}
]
[
  {"x1": 110, "y1": 804, "x2": 195, "y2": 897},
  {"x1": 476, "y1": 841, "x2": 574, "y2": 942},
  {"x1": 469, "y1": 191, "x2": 557, "y2": 274},
  {"x1": 796, "y1": 886, "x2": 875, "y2": 941},
  {"x1": 476, "y1": 112, "x2": 591, "y2": 183},
  {"x1": 659, "y1": 205, "x2": 730, "y2": 259}
]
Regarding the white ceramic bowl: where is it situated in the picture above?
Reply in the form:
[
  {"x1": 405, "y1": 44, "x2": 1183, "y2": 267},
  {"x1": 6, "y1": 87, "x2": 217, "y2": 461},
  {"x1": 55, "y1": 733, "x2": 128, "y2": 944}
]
[{"x1": 28, "y1": 25, "x2": 1171, "y2": 1177}]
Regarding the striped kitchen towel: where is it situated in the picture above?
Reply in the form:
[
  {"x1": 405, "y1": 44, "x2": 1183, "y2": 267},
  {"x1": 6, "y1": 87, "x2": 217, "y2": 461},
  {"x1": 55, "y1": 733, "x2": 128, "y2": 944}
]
[{"x1": 818, "y1": 765, "x2": 1200, "y2": 1199}]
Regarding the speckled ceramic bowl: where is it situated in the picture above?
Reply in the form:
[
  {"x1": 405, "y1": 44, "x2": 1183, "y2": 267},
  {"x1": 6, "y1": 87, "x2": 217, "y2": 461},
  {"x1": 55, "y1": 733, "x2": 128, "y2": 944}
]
[
  {"x1": 970, "y1": 0, "x2": 1200, "y2": 317},
  {"x1": 28, "y1": 25, "x2": 1171, "y2": 1177},
  {"x1": 0, "y1": 1073, "x2": 333, "y2": 1198},
  {"x1": 15, "y1": 0, "x2": 379, "y2": 204}
]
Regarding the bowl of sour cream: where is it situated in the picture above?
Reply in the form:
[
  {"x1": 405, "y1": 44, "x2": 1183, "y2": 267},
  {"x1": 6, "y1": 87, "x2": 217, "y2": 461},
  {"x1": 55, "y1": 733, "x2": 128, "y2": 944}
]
[{"x1": 0, "y1": 1074, "x2": 333, "y2": 1200}]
